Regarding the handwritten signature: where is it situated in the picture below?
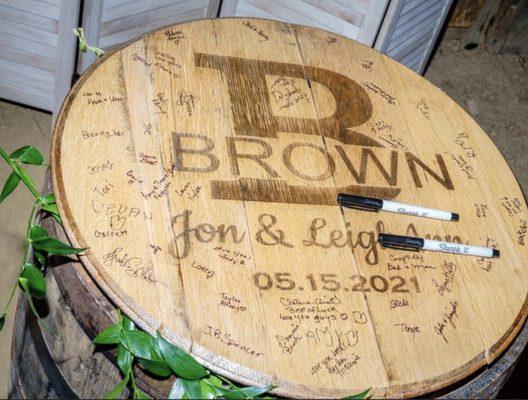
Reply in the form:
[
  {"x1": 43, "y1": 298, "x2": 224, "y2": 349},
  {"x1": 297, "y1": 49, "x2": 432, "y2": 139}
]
[{"x1": 103, "y1": 247, "x2": 165, "y2": 286}]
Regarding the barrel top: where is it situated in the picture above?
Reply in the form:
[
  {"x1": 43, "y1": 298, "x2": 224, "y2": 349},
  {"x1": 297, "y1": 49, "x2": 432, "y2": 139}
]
[{"x1": 51, "y1": 18, "x2": 528, "y2": 398}]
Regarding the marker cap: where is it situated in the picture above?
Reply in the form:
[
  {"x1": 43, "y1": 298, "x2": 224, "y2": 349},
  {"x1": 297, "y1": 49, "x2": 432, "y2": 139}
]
[
  {"x1": 338, "y1": 194, "x2": 383, "y2": 211},
  {"x1": 378, "y1": 233, "x2": 424, "y2": 250}
]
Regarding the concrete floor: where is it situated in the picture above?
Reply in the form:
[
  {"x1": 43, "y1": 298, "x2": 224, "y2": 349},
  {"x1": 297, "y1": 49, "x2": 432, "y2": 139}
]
[{"x1": 0, "y1": 34, "x2": 526, "y2": 398}]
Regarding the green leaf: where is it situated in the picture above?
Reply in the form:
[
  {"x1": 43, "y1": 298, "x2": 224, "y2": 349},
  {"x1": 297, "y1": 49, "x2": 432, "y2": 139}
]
[
  {"x1": 41, "y1": 202, "x2": 61, "y2": 221},
  {"x1": 49, "y1": 212, "x2": 62, "y2": 224},
  {"x1": 0, "y1": 172, "x2": 20, "y2": 204},
  {"x1": 137, "y1": 332, "x2": 172, "y2": 377},
  {"x1": 138, "y1": 357, "x2": 172, "y2": 377},
  {"x1": 205, "y1": 376, "x2": 223, "y2": 387},
  {"x1": 104, "y1": 375, "x2": 129, "y2": 399},
  {"x1": 117, "y1": 342, "x2": 132, "y2": 374},
  {"x1": 93, "y1": 323, "x2": 121, "y2": 345},
  {"x1": 21, "y1": 263, "x2": 46, "y2": 298},
  {"x1": 93, "y1": 47, "x2": 106, "y2": 57},
  {"x1": 0, "y1": 313, "x2": 5, "y2": 331},
  {"x1": 19, "y1": 279, "x2": 41, "y2": 319},
  {"x1": 40, "y1": 203, "x2": 59, "y2": 215},
  {"x1": 10, "y1": 146, "x2": 43, "y2": 165},
  {"x1": 32, "y1": 237, "x2": 85, "y2": 255},
  {"x1": 29, "y1": 225, "x2": 48, "y2": 241},
  {"x1": 212, "y1": 384, "x2": 276, "y2": 399},
  {"x1": 200, "y1": 380, "x2": 217, "y2": 399},
  {"x1": 157, "y1": 333, "x2": 208, "y2": 380},
  {"x1": 34, "y1": 250, "x2": 46, "y2": 266},
  {"x1": 180, "y1": 379, "x2": 202, "y2": 400},
  {"x1": 39, "y1": 194, "x2": 61, "y2": 222},
  {"x1": 40, "y1": 193, "x2": 55, "y2": 205},
  {"x1": 168, "y1": 379, "x2": 186, "y2": 400},
  {"x1": 202, "y1": 378, "x2": 228, "y2": 398},
  {"x1": 341, "y1": 388, "x2": 371, "y2": 400},
  {"x1": 134, "y1": 388, "x2": 150, "y2": 399},
  {"x1": 122, "y1": 314, "x2": 135, "y2": 331},
  {"x1": 122, "y1": 330, "x2": 155, "y2": 359}
]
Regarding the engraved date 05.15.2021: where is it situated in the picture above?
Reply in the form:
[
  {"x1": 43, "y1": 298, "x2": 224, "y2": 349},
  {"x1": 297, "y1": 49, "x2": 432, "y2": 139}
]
[{"x1": 253, "y1": 272, "x2": 421, "y2": 293}]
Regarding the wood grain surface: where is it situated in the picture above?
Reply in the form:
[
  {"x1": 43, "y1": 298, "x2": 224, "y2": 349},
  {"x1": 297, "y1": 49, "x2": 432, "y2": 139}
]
[{"x1": 50, "y1": 18, "x2": 528, "y2": 398}]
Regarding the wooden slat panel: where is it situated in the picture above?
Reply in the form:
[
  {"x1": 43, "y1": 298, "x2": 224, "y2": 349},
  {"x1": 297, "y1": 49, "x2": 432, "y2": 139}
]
[
  {"x1": 99, "y1": 8, "x2": 205, "y2": 48},
  {"x1": 400, "y1": 0, "x2": 426, "y2": 15},
  {"x1": 415, "y1": 0, "x2": 453, "y2": 73},
  {"x1": 388, "y1": 3, "x2": 444, "y2": 52},
  {"x1": 387, "y1": 11, "x2": 439, "y2": 54},
  {"x1": 373, "y1": 0, "x2": 406, "y2": 52},
  {"x1": 0, "y1": 44, "x2": 55, "y2": 72},
  {"x1": 406, "y1": 57, "x2": 421, "y2": 71},
  {"x1": 0, "y1": 78, "x2": 52, "y2": 109},
  {"x1": 398, "y1": 0, "x2": 443, "y2": 26},
  {"x1": 356, "y1": 0, "x2": 389, "y2": 45},
  {"x1": 291, "y1": 0, "x2": 365, "y2": 34},
  {"x1": 374, "y1": 0, "x2": 454, "y2": 73},
  {"x1": 218, "y1": 0, "x2": 239, "y2": 16},
  {"x1": 233, "y1": 1, "x2": 280, "y2": 20},
  {"x1": 100, "y1": 0, "x2": 206, "y2": 36},
  {"x1": 0, "y1": 17, "x2": 59, "y2": 46},
  {"x1": 245, "y1": 0, "x2": 336, "y2": 32},
  {"x1": 391, "y1": 2, "x2": 443, "y2": 41},
  {"x1": 0, "y1": 61, "x2": 53, "y2": 94},
  {"x1": 0, "y1": 0, "x2": 60, "y2": 20},
  {"x1": 0, "y1": 31, "x2": 57, "y2": 59},
  {"x1": 327, "y1": 0, "x2": 370, "y2": 15},
  {"x1": 77, "y1": 0, "x2": 103, "y2": 74},
  {"x1": 103, "y1": 0, "x2": 139, "y2": 10},
  {"x1": 53, "y1": 0, "x2": 81, "y2": 115},
  {"x1": 399, "y1": 39, "x2": 429, "y2": 65},
  {"x1": 0, "y1": 4, "x2": 57, "y2": 32},
  {"x1": 402, "y1": 48, "x2": 424, "y2": 70},
  {"x1": 245, "y1": 0, "x2": 334, "y2": 31},
  {"x1": 0, "y1": 0, "x2": 80, "y2": 112},
  {"x1": 390, "y1": 25, "x2": 434, "y2": 59},
  {"x1": 219, "y1": 0, "x2": 379, "y2": 41},
  {"x1": 102, "y1": 0, "x2": 177, "y2": 23},
  {"x1": 0, "y1": 57, "x2": 54, "y2": 85},
  {"x1": 205, "y1": 0, "x2": 221, "y2": 17},
  {"x1": 38, "y1": 0, "x2": 61, "y2": 5},
  {"x1": 298, "y1": 0, "x2": 365, "y2": 27}
]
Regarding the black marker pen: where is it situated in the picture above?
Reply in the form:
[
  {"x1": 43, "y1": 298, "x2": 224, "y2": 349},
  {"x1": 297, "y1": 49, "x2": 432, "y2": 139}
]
[
  {"x1": 378, "y1": 233, "x2": 500, "y2": 258},
  {"x1": 338, "y1": 194, "x2": 459, "y2": 222}
]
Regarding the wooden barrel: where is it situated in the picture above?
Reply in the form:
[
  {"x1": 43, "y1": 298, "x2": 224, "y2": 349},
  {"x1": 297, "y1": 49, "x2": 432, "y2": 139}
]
[
  {"x1": 12, "y1": 18, "x2": 528, "y2": 398},
  {"x1": 8, "y1": 179, "x2": 528, "y2": 399}
]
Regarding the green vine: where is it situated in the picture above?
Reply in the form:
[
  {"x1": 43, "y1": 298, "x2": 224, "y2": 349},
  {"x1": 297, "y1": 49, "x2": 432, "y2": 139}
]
[
  {"x1": 73, "y1": 28, "x2": 106, "y2": 57},
  {"x1": 0, "y1": 145, "x2": 84, "y2": 329}
]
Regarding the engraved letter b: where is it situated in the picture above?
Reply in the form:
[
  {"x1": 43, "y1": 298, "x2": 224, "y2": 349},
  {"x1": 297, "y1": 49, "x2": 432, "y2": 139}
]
[{"x1": 195, "y1": 53, "x2": 378, "y2": 147}]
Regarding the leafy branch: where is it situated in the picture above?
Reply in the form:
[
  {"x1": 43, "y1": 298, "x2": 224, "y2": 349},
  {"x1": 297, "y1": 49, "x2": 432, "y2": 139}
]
[
  {"x1": 0, "y1": 146, "x2": 84, "y2": 330},
  {"x1": 94, "y1": 310, "x2": 275, "y2": 399}
]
